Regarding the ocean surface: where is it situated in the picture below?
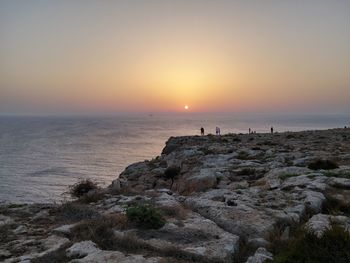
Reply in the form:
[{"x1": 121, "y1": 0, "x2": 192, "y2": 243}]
[{"x1": 0, "y1": 113, "x2": 349, "y2": 203}]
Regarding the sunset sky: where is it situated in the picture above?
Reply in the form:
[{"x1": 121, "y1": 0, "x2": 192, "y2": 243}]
[{"x1": 1, "y1": 0, "x2": 350, "y2": 114}]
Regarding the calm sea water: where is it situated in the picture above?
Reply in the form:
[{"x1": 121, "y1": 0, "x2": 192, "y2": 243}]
[{"x1": 0, "y1": 113, "x2": 349, "y2": 203}]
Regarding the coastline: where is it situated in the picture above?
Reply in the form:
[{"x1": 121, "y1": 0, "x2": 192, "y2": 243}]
[{"x1": 1, "y1": 128, "x2": 350, "y2": 262}]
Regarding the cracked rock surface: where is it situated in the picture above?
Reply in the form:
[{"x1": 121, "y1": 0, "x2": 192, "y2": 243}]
[{"x1": 1, "y1": 128, "x2": 350, "y2": 262}]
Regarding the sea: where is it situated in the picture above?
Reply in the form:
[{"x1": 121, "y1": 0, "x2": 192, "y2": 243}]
[{"x1": 0, "y1": 112, "x2": 349, "y2": 204}]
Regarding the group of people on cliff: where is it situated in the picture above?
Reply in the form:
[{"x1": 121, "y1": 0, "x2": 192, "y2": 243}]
[{"x1": 200, "y1": 126, "x2": 274, "y2": 135}]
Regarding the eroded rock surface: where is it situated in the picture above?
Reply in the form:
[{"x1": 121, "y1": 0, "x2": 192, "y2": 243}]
[{"x1": 2, "y1": 128, "x2": 350, "y2": 262}]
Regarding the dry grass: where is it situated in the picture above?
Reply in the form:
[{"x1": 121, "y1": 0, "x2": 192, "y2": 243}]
[
  {"x1": 158, "y1": 204, "x2": 189, "y2": 220},
  {"x1": 270, "y1": 225, "x2": 350, "y2": 263},
  {"x1": 78, "y1": 189, "x2": 106, "y2": 204},
  {"x1": 308, "y1": 159, "x2": 339, "y2": 170},
  {"x1": 69, "y1": 179, "x2": 99, "y2": 198},
  {"x1": 50, "y1": 201, "x2": 100, "y2": 223},
  {"x1": 70, "y1": 213, "x2": 129, "y2": 249}
]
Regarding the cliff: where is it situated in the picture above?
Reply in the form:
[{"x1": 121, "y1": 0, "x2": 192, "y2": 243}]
[{"x1": 1, "y1": 128, "x2": 350, "y2": 263}]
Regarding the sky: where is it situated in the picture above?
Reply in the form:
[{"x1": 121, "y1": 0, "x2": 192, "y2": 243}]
[{"x1": 1, "y1": 0, "x2": 350, "y2": 114}]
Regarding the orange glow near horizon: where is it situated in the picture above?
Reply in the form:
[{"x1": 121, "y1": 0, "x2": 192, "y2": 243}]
[{"x1": 1, "y1": 1, "x2": 350, "y2": 114}]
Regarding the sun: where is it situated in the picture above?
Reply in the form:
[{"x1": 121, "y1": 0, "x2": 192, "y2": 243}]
[{"x1": 184, "y1": 105, "x2": 189, "y2": 110}]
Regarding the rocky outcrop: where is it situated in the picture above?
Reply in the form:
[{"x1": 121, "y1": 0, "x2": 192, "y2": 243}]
[{"x1": 1, "y1": 128, "x2": 350, "y2": 262}]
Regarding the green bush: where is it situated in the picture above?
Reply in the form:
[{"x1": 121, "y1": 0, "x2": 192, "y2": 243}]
[
  {"x1": 69, "y1": 179, "x2": 99, "y2": 198},
  {"x1": 308, "y1": 159, "x2": 338, "y2": 170},
  {"x1": 126, "y1": 203, "x2": 166, "y2": 229},
  {"x1": 271, "y1": 226, "x2": 350, "y2": 263}
]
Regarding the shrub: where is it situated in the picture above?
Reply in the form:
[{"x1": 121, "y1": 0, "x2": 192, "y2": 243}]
[
  {"x1": 237, "y1": 168, "x2": 256, "y2": 176},
  {"x1": 164, "y1": 166, "x2": 181, "y2": 189},
  {"x1": 126, "y1": 203, "x2": 166, "y2": 229},
  {"x1": 322, "y1": 195, "x2": 350, "y2": 216},
  {"x1": 72, "y1": 218, "x2": 116, "y2": 250},
  {"x1": 271, "y1": 226, "x2": 350, "y2": 263},
  {"x1": 308, "y1": 159, "x2": 339, "y2": 170},
  {"x1": 78, "y1": 189, "x2": 105, "y2": 204},
  {"x1": 236, "y1": 151, "x2": 251, "y2": 160},
  {"x1": 323, "y1": 170, "x2": 350, "y2": 179},
  {"x1": 69, "y1": 179, "x2": 99, "y2": 198},
  {"x1": 158, "y1": 204, "x2": 188, "y2": 220},
  {"x1": 279, "y1": 173, "x2": 299, "y2": 181},
  {"x1": 164, "y1": 166, "x2": 181, "y2": 180},
  {"x1": 51, "y1": 201, "x2": 100, "y2": 222}
]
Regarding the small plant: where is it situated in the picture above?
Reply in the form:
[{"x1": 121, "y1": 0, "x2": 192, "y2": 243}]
[
  {"x1": 164, "y1": 166, "x2": 181, "y2": 179},
  {"x1": 72, "y1": 218, "x2": 116, "y2": 250},
  {"x1": 7, "y1": 203, "x2": 25, "y2": 209},
  {"x1": 271, "y1": 225, "x2": 350, "y2": 263},
  {"x1": 164, "y1": 166, "x2": 181, "y2": 188},
  {"x1": 158, "y1": 204, "x2": 188, "y2": 220},
  {"x1": 78, "y1": 189, "x2": 105, "y2": 204},
  {"x1": 126, "y1": 203, "x2": 166, "y2": 229},
  {"x1": 322, "y1": 195, "x2": 350, "y2": 216},
  {"x1": 286, "y1": 134, "x2": 296, "y2": 139},
  {"x1": 236, "y1": 151, "x2": 251, "y2": 160},
  {"x1": 51, "y1": 201, "x2": 100, "y2": 222},
  {"x1": 308, "y1": 159, "x2": 339, "y2": 170},
  {"x1": 323, "y1": 170, "x2": 350, "y2": 179},
  {"x1": 69, "y1": 179, "x2": 99, "y2": 198},
  {"x1": 237, "y1": 168, "x2": 256, "y2": 176},
  {"x1": 279, "y1": 173, "x2": 299, "y2": 180}
]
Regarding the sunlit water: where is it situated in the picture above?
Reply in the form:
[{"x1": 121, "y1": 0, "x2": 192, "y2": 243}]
[{"x1": 0, "y1": 113, "x2": 349, "y2": 203}]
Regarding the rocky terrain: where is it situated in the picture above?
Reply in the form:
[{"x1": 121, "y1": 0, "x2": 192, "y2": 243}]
[{"x1": 1, "y1": 128, "x2": 350, "y2": 263}]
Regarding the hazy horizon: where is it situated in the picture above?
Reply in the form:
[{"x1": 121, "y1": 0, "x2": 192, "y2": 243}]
[{"x1": 1, "y1": 0, "x2": 350, "y2": 115}]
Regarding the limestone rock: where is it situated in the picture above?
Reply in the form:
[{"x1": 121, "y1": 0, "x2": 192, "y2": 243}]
[
  {"x1": 69, "y1": 250, "x2": 161, "y2": 263},
  {"x1": 66, "y1": 241, "x2": 99, "y2": 258},
  {"x1": 246, "y1": 247, "x2": 273, "y2": 263}
]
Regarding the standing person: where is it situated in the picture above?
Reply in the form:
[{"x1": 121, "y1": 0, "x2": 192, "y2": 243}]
[
  {"x1": 271, "y1": 126, "x2": 274, "y2": 134},
  {"x1": 200, "y1": 127, "x2": 204, "y2": 135}
]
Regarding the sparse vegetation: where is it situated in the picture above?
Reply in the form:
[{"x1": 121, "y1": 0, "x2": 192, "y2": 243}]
[
  {"x1": 279, "y1": 173, "x2": 299, "y2": 180},
  {"x1": 164, "y1": 166, "x2": 181, "y2": 188},
  {"x1": 308, "y1": 159, "x2": 339, "y2": 170},
  {"x1": 126, "y1": 203, "x2": 166, "y2": 229},
  {"x1": 7, "y1": 203, "x2": 25, "y2": 209},
  {"x1": 236, "y1": 151, "x2": 251, "y2": 160},
  {"x1": 0, "y1": 224, "x2": 15, "y2": 244},
  {"x1": 71, "y1": 214, "x2": 128, "y2": 249},
  {"x1": 69, "y1": 179, "x2": 99, "y2": 198},
  {"x1": 270, "y1": 225, "x2": 350, "y2": 263},
  {"x1": 50, "y1": 201, "x2": 100, "y2": 222},
  {"x1": 78, "y1": 189, "x2": 106, "y2": 204},
  {"x1": 323, "y1": 170, "x2": 350, "y2": 179},
  {"x1": 31, "y1": 246, "x2": 71, "y2": 263},
  {"x1": 322, "y1": 195, "x2": 350, "y2": 216},
  {"x1": 71, "y1": 217, "x2": 117, "y2": 250},
  {"x1": 158, "y1": 204, "x2": 188, "y2": 220},
  {"x1": 237, "y1": 168, "x2": 256, "y2": 176},
  {"x1": 233, "y1": 137, "x2": 242, "y2": 142},
  {"x1": 164, "y1": 166, "x2": 181, "y2": 180},
  {"x1": 258, "y1": 141, "x2": 279, "y2": 146}
]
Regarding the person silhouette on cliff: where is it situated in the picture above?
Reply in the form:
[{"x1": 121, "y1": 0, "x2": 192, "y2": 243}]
[
  {"x1": 271, "y1": 126, "x2": 274, "y2": 134},
  {"x1": 200, "y1": 127, "x2": 204, "y2": 135}
]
